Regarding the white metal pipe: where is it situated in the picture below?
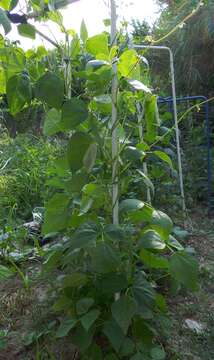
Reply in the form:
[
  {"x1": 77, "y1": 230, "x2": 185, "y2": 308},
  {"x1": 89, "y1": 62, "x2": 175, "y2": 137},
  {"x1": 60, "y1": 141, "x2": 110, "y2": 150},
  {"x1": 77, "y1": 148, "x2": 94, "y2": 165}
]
[
  {"x1": 136, "y1": 102, "x2": 151, "y2": 203},
  {"x1": 133, "y1": 44, "x2": 186, "y2": 213},
  {"x1": 111, "y1": 0, "x2": 119, "y2": 225}
]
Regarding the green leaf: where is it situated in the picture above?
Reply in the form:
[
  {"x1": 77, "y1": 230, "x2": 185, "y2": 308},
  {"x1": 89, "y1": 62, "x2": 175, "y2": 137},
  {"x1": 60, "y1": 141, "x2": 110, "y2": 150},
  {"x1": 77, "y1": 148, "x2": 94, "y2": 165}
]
[
  {"x1": 132, "y1": 273, "x2": 156, "y2": 312},
  {"x1": 103, "y1": 320, "x2": 125, "y2": 353},
  {"x1": 123, "y1": 146, "x2": 144, "y2": 161},
  {"x1": 86, "y1": 34, "x2": 109, "y2": 57},
  {"x1": 70, "y1": 34, "x2": 80, "y2": 58},
  {"x1": 137, "y1": 169, "x2": 154, "y2": 196},
  {"x1": 111, "y1": 295, "x2": 137, "y2": 335},
  {"x1": 120, "y1": 338, "x2": 135, "y2": 356},
  {"x1": 56, "y1": 318, "x2": 77, "y2": 338},
  {"x1": 42, "y1": 193, "x2": 70, "y2": 234},
  {"x1": 150, "y1": 346, "x2": 166, "y2": 360},
  {"x1": 153, "y1": 150, "x2": 173, "y2": 169},
  {"x1": 83, "y1": 143, "x2": 97, "y2": 173},
  {"x1": 43, "y1": 108, "x2": 62, "y2": 136},
  {"x1": 140, "y1": 249, "x2": 169, "y2": 269},
  {"x1": 7, "y1": 73, "x2": 32, "y2": 115},
  {"x1": 80, "y1": 19, "x2": 88, "y2": 43},
  {"x1": 35, "y1": 72, "x2": 64, "y2": 109},
  {"x1": 167, "y1": 235, "x2": 184, "y2": 251},
  {"x1": 67, "y1": 132, "x2": 93, "y2": 172},
  {"x1": 80, "y1": 309, "x2": 100, "y2": 331},
  {"x1": 118, "y1": 49, "x2": 140, "y2": 79},
  {"x1": 53, "y1": 296, "x2": 73, "y2": 312},
  {"x1": 71, "y1": 226, "x2": 98, "y2": 250},
  {"x1": 119, "y1": 199, "x2": 144, "y2": 213},
  {"x1": 63, "y1": 273, "x2": 88, "y2": 288},
  {"x1": 96, "y1": 273, "x2": 128, "y2": 295},
  {"x1": 76, "y1": 298, "x2": 94, "y2": 315},
  {"x1": 72, "y1": 324, "x2": 93, "y2": 352},
  {"x1": 18, "y1": 24, "x2": 36, "y2": 39},
  {"x1": 43, "y1": 247, "x2": 63, "y2": 272},
  {"x1": 139, "y1": 230, "x2": 166, "y2": 250},
  {"x1": 0, "y1": 265, "x2": 14, "y2": 279},
  {"x1": 104, "y1": 354, "x2": 118, "y2": 360},
  {"x1": 90, "y1": 243, "x2": 120, "y2": 274},
  {"x1": 61, "y1": 98, "x2": 88, "y2": 130},
  {"x1": 151, "y1": 210, "x2": 173, "y2": 238},
  {"x1": 169, "y1": 251, "x2": 198, "y2": 291},
  {"x1": 0, "y1": 8, "x2": 11, "y2": 34}
]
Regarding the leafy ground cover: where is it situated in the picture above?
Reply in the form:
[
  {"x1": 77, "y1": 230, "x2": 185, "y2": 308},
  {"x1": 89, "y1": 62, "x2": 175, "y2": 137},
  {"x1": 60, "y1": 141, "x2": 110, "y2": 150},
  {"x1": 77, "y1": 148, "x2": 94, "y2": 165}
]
[{"x1": 0, "y1": 207, "x2": 213, "y2": 360}]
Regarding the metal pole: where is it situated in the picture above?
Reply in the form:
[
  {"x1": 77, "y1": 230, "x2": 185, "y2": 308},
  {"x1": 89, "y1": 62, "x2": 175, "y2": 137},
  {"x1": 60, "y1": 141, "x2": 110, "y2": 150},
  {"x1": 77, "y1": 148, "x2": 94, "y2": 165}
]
[{"x1": 133, "y1": 44, "x2": 186, "y2": 213}]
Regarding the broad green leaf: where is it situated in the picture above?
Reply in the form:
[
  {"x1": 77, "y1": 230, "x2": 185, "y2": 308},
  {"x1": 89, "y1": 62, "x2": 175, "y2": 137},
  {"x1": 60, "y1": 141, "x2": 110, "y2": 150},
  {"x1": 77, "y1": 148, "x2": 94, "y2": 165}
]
[
  {"x1": 42, "y1": 193, "x2": 70, "y2": 234},
  {"x1": 43, "y1": 108, "x2": 62, "y2": 136},
  {"x1": 130, "y1": 353, "x2": 144, "y2": 360},
  {"x1": 104, "y1": 224, "x2": 125, "y2": 242},
  {"x1": 86, "y1": 33, "x2": 109, "y2": 57},
  {"x1": 70, "y1": 34, "x2": 80, "y2": 58},
  {"x1": 53, "y1": 296, "x2": 73, "y2": 312},
  {"x1": 145, "y1": 95, "x2": 157, "y2": 143},
  {"x1": 150, "y1": 346, "x2": 166, "y2": 360},
  {"x1": 68, "y1": 171, "x2": 88, "y2": 193},
  {"x1": 83, "y1": 143, "x2": 97, "y2": 172},
  {"x1": 119, "y1": 199, "x2": 144, "y2": 213},
  {"x1": 111, "y1": 295, "x2": 137, "y2": 334},
  {"x1": 132, "y1": 273, "x2": 156, "y2": 312},
  {"x1": 67, "y1": 132, "x2": 93, "y2": 171},
  {"x1": 137, "y1": 169, "x2": 154, "y2": 195},
  {"x1": 6, "y1": 73, "x2": 31, "y2": 115},
  {"x1": 123, "y1": 146, "x2": 144, "y2": 161},
  {"x1": 129, "y1": 205, "x2": 154, "y2": 223},
  {"x1": 118, "y1": 49, "x2": 140, "y2": 80},
  {"x1": 90, "y1": 243, "x2": 120, "y2": 274},
  {"x1": 61, "y1": 98, "x2": 88, "y2": 130},
  {"x1": 140, "y1": 249, "x2": 169, "y2": 269},
  {"x1": 153, "y1": 150, "x2": 173, "y2": 169},
  {"x1": 104, "y1": 354, "x2": 118, "y2": 360},
  {"x1": 0, "y1": 67, "x2": 6, "y2": 93},
  {"x1": 169, "y1": 251, "x2": 198, "y2": 291},
  {"x1": 72, "y1": 324, "x2": 93, "y2": 352},
  {"x1": 71, "y1": 226, "x2": 98, "y2": 250},
  {"x1": 0, "y1": 265, "x2": 14, "y2": 279},
  {"x1": 167, "y1": 235, "x2": 184, "y2": 251},
  {"x1": 0, "y1": 8, "x2": 11, "y2": 34},
  {"x1": 151, "y1": 210, "x2": 173, "y2": 238},
  {"x1": 88, "y1": 344, "x2": 103, "y2": 360},
  {"x1": 120, "y1": 338, "x2": 135, "y2": 356},
  {"x1": 56, "y1": 318, "x2": 77, "y2": 338},
  {"x1": 0, "y1": 0, "x2": 11, "y2": 10},
  {"x1": 80, "y1": 309, "x2": 100, "y2": 331},
  {"x1": 103, "y1": 320, "x2": 125, "y2": 353},
  {"x1": 35, "y1": 72, "x2": 64, "y2": 109},
  {"x1": 76, "y1": 298, "x2": 94, "y2": 315},
  {"x1": 96, "y1": 273, "x2": 128, "y2": 295},
  {"x1": 43, "y1": 247, "x2": 63, "y2": 271},
  {"x1": 80, "y1": 19, "x2": 88, "y2": 43},
  {"x1": 93, "y1": 94, "x2": 112, "y2": 114},
  {"x1": 18, "y1": 24, "x2": 36, "y2": 39},
  {"x1": 139, "y1": 230, "x2": 165, "y2": 250},
  {"x1": 63, "y1": 273, "x2": 88, "y2": 288}
]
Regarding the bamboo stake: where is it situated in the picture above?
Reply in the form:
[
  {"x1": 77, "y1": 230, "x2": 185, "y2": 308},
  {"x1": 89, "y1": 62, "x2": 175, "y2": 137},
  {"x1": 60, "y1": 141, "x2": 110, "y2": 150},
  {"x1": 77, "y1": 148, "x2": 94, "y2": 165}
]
[{"x1": 110, "y1": 0, "x2": 119, "y2": 226}]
